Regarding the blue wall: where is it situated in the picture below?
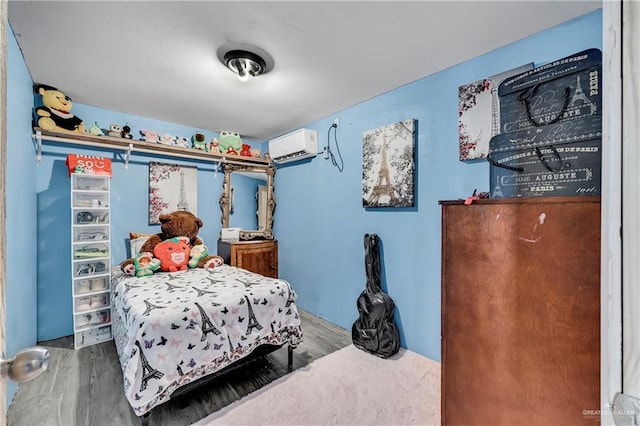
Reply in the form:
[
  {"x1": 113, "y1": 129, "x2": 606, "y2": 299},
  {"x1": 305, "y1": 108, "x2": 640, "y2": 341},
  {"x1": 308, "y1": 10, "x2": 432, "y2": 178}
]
[
  {"x1": 4, "y1": 10, "x2": 602, "y2": 409},
  {"x1": 273, "y1": 10, "x2": 603, "y2": 362},
  {"x1": 6, "y1": 28, "x2": 38, "y2": 406},
  {"x1": 34, "y1": 107, "x2": 264, "y2": 341}
]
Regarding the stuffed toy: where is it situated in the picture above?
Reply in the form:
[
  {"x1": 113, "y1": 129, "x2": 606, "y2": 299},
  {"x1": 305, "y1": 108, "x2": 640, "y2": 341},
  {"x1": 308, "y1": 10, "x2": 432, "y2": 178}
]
[
  {"x1": 175, "y1": 136, "x2": 190, "y2": 148},
  {"x1": 108, "y1": 124, "x2": 122, "y2": 137},
  {"x1": 33, "y1": 84, "x2": 85, "y2": 133},
  {"x1": 192, "y1": 132, "x2": 207, "y2": 150},
  {"x1": 153, "y1": 237, "x2": 190, "y2": 272},
  {"x1": 217, "y1": 131, "x2": 243, "y2": 154},
  {"x1": 240, "y1": 144, "x2": 252, "y2": 157},
  {"x1": 121, "y1": 124, "x2": 133, "y2": 139},
  {"x1": 88, "y1": 122, "x2": 104, "y2": 136},
  {"x1": 209, "y1": 139, "x2": 221, "y2": 154},
  {"x1": 120, "y1": 211, "x2": 223, "y2": 276},
  {"x1": 159, "y1": 134, "x2": 175, "y2": 146},
  {"x1": 134, "y1": 252, "x2": 161, "y2": 277},
  {"x1": 250, "y1": 148, "x2": 261, "y2": 158},
  {"x1": 140, "y1": 129, "x2": 159, "y2": 143},
  {"x1": 189, "y1": 244, "x2": 214, "y2": 268}
]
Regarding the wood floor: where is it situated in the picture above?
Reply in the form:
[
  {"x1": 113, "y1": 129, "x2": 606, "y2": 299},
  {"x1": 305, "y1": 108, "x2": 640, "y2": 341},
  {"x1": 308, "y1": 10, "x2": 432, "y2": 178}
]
[{"x1": 7, "y1": 309, "x2": 351, "y2": 426}]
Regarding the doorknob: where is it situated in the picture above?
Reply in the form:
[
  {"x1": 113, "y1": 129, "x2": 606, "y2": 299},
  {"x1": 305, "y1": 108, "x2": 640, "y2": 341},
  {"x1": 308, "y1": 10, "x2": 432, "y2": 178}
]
[{"x1": 0, "y1": 346, "x2": 50, "y2": 383}]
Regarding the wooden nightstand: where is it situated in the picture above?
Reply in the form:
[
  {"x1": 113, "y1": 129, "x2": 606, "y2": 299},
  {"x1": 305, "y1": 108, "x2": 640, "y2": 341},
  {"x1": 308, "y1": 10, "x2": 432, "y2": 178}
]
[{"x1": 217, "y1": 240, "x2": 278, "y2": 278}]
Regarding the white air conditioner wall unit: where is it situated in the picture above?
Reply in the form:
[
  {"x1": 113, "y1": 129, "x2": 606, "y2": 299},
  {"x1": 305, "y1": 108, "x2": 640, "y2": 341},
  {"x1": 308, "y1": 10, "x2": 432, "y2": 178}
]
[{"x1": 268, "y1": 128, "x2": 318, "y2": 164}]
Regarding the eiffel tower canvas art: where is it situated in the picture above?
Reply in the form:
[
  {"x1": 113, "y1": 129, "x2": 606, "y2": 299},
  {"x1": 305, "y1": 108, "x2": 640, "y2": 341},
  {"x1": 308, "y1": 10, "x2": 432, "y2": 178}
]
[
  {"x1": 458, "y1": 63, "x2": 533, "y2": 161},
  {"x1": 362, "y1": 119, "x2": 416, "y2": 208},
  {"x1": 148, "y1": 162, "x2": 198, "y2": 224}
]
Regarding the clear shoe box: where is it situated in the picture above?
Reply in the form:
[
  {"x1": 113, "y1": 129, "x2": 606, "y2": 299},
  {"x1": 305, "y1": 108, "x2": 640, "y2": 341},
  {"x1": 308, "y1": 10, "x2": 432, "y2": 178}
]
[
  {"x1": 74, "y1": 277, "x2": 108, "y2": 295},
  {"x1": 74, "y1": 293, "x2": 110, "y2": 313},
  {"x1": 74, "y1": 309, "x2": 111, "y2": 330},
  {"x1": 75, "y1": 325, "x2": 112, "y2": 347}
]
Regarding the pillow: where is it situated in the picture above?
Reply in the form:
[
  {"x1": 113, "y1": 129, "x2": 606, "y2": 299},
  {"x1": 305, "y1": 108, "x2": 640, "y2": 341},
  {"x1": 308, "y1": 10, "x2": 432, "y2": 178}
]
[
  {"x1": 129, "y1": 232, "x2": 154, "y2": 258},
  {"x1": 130, "y1": 231, "x2": 154, "y2": 240}
]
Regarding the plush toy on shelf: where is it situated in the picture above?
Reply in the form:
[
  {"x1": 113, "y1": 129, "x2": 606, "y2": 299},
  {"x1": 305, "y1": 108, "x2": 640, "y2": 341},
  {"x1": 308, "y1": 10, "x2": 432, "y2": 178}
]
[
  {"x1": 209, "y1": 138, "x2": 221, "y2": 154},
  {"x1": 175, "y1": 136, "x2": 190, "y2": 148},
  {"x1": 88, "y1": 122, "x2": 104, "y2": 136},
  {"x1": 240, "y1": 144, "x2": 252, "y2": 157},
  {"x1": 108, "y1": 124, "x2": 122, "y2": 137},
  {"x1": 121, "y1": 124, "x2": 133, "y2": 139},
  {"x1": 217, "y1": 131, "x2": 243, "y2": 155},
  {"x1": 33, "y1": 84, "x2": 85, "y2": 134},
  {"x1": 192, "y1": 132, "x2": 207, "y2": 150},
  {"x1": 250, "y1": 148, "x2": 261, "y2": 158},
  {"x1": 159, "y1": 134, "x2": 175, "y2": 146},
  {"x1": 140, "y1": 129, "x2": 159, "y2": 143},
  {"x1": 120, "y1": 211, "x2": 223, "y2": 276}
]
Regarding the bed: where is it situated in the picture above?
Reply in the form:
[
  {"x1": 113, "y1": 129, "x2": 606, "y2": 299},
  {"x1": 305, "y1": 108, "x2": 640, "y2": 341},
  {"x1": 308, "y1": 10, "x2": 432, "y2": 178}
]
[{"x1": 110, "y1": 264, "x2": 304, "y2": 422}]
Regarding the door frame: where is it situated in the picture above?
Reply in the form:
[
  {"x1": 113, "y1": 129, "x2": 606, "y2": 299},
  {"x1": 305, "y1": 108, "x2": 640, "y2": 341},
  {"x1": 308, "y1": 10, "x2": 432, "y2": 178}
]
[{"x1": 0, "y1": 0, "x2": 8, "y2": 417}]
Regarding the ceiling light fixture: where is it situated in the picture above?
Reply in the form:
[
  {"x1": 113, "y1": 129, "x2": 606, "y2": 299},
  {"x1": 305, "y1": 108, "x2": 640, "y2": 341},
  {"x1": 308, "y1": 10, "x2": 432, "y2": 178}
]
[{"x1": 224, "y1": 50, "x2": 268, "y2": 82}]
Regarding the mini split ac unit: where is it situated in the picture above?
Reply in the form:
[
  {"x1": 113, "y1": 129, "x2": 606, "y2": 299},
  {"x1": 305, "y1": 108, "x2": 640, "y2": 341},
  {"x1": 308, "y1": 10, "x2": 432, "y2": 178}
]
[{"x1": 268, "y1": 129, "x2": 318, "y2": 164}]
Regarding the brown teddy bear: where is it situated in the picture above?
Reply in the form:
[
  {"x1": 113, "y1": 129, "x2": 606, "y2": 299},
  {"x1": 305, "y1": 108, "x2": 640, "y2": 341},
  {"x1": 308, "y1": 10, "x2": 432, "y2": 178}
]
[{"x1": 120, "y1": 211, "x2": 223, "y2": 276}]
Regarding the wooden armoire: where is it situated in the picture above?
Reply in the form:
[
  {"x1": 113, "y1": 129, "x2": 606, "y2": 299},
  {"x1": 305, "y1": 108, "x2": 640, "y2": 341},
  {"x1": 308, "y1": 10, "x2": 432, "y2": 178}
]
[{"x1": 440, "y1": 196, "x2": 600, "y2": 425}]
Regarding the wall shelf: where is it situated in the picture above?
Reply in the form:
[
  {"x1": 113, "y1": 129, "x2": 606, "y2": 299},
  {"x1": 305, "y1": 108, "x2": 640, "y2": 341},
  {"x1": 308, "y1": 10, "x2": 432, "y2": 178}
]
[{"x1": 33, "y1": 128, "x2": 271, "y2": 169}]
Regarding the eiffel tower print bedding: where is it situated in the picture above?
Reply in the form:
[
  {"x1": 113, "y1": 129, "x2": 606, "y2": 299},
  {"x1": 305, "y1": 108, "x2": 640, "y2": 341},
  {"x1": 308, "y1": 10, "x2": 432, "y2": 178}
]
[{"x1": 110, "y1": 265, "x2": 303, "y2": 416}]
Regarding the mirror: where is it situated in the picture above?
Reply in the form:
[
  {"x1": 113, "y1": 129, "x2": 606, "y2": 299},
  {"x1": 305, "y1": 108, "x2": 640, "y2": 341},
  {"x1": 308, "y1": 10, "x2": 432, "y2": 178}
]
[{"x1": 219, "y1": 163, "x2": 276, "y2": 240}]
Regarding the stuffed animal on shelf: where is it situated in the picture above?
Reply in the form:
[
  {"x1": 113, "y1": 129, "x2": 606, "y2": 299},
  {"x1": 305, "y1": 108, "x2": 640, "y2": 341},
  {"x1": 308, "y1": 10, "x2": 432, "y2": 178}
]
[
  {"x1": 133, "y1": 252, "x2": 161, "y2": 277},
  {"x1": 217, "y1": 131, "x2": 243, "y2": 154},
  {"x1": 250, "y1": 148, "x2": 261, "y2": 158},
  {"x1": 88, "y1": 122, "x2": 104, "y2": 136},
  {"x1": 108, "y1": 124, "x2": 122, "y2": 137},
  {"x1": 192, "y1": 132, "x2": 206, "y2": 150},
  {"x1": 175, "y1": 136, "x2": 190, "y2": 148},
  {"x1": 140, "y1": 129, "x2": 159, "y2": 143},
  {"x1": 120, "y1": 210, "x2": 223, "y2": 276},
  {"x1": 121, "y1": 124, "x2": 133, "y2": 139},
  {"x1": 209, "y1": 138, "x2": 221, "y2": 154},
  {"x1": 33, "y1": 84, "x2": 85, "y2": 133},
  {"x1": 240, "y1": 144, "x2": 252, "y2": 157},
  {"x1": 159, "y1": 134, "x2": 175, "y2": 146}
]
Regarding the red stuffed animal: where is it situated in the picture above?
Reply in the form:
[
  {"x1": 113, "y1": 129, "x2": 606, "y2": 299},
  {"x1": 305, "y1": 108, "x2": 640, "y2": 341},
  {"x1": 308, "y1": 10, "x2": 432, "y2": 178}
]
[{"x1": 153, "y1": 237, "x2": 190, "y2": 272}]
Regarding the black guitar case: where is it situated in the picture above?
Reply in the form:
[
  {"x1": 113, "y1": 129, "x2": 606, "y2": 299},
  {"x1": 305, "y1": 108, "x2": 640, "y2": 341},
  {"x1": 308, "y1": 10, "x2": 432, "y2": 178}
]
[{"x1": 352, "y1": 234, "x2": 400, "y2": 358}]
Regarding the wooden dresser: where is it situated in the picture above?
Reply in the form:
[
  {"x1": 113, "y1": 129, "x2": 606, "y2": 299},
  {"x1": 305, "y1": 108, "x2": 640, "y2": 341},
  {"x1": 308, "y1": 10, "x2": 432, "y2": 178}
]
[
  {"x1": 217, "y1": 240, "x2": 278, "y2": 278},
  {"x1": 440, "y1": 196, "x2": 600, "y2": 425}
]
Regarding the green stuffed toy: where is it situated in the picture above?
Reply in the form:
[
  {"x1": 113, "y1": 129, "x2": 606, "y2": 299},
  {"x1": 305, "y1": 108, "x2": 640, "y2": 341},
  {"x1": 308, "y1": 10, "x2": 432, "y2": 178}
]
[
  {"x1": 134, "y1": 252, "x2": 161, "y2": 277},
  {"x1": 188, "y1": 244, "x2": 210, "y2": 268},
  {"x1": 216, "y1": 131, "x2": 242, "y2": 155}
]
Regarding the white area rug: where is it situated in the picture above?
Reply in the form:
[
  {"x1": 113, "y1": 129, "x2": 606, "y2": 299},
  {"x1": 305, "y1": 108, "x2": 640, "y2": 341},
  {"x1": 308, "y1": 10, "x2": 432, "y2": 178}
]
[{"x1": 193, "y1": 344, "x2": 441, "y2": 426}]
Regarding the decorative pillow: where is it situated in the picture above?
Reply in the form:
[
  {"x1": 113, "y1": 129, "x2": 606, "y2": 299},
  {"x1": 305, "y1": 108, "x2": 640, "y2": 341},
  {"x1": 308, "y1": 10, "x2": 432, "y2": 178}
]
[
  {"x1": 153, "y1": 237, "x2": 190, "y2": 272},
  {"x1": 129, "y1": 232, "x2": 154, "y2": 258}
]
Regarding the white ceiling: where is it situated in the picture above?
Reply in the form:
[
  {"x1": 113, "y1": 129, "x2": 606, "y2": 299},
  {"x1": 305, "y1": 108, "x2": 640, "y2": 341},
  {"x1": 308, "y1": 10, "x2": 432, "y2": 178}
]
[{"x1": 8, "y1": 1, "x2": 600, "y2": 141}]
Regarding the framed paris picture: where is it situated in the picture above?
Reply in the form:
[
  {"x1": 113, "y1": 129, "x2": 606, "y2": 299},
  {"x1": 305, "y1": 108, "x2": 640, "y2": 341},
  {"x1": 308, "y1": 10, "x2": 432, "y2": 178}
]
[
  {"x1": 149, "y1": 162, "x2": 198, "y2": 225},
  {"x1": 362, "y1": 119, "x2": 416, "y2": 208},
  {"x1": 458, "y1": 63, "x2": 533, "y2": 161}
]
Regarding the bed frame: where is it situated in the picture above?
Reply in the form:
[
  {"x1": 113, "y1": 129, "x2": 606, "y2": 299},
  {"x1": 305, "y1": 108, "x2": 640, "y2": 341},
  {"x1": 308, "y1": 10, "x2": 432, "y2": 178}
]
[{"x1": 139, "y1": 344, "x2": 295, "y2": 426}]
